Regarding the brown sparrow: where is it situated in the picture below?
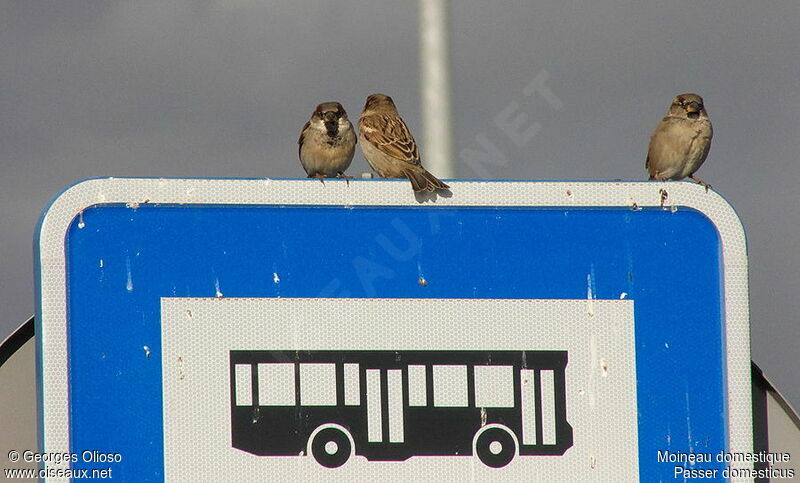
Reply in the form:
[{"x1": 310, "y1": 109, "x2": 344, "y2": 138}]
[
  {"x1": 646, "y1": 93, "x2": 713, "y2": 189},
  {"x1": 298, "y1": 102, "x2": 356, "y2": 182},
  {"x1": 358, "y1": 93, "x2": 449, "y2": 192}
]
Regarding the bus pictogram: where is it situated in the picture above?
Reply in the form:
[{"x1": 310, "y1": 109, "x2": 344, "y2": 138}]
[{"x1": 229, "y1": 350, "x2": 572, "y2": 468}]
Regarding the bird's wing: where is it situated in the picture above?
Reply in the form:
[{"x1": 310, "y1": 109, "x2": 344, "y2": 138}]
[
  {"x1": 359, "y1": 114, "x2": 420, "y2": 165},
  {"x1": 646, "y1": 117, "x2": 695, "y2": 177},
  {"x1": 297, "y1": 121, "x2": 310, "y2": 157},
  {"x1": 349, "y1": 120, "x2": 357, "y2": 145}
]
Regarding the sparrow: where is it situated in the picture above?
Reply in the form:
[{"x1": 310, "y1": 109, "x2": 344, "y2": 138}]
[
  {"x1": 646, "y1": 93, "x2": 713, "y2": 189},
  {"x1": 358, "y1": 93, "x2": 449, "y2": 193},
  {"x1": 298, "y1": 102, "x2": 356, "y2": 182}
]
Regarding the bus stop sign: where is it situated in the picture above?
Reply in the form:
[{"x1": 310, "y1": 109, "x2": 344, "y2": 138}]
[{"x1": 35, "y1": 178, "x2": 752, "y2": 481}]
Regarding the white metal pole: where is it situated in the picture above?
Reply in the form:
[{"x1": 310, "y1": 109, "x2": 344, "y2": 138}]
[{"x1": 418, "y1": 0, "x2": 455, "y2": 179}]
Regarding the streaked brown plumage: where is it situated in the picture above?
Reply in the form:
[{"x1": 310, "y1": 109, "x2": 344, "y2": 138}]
[
  {"x1": 298, "y1": 102, "x2": 356, "y2": 182},
  {"x1": 358, "y1": 93, "x2": 449, "y2": 193},
  {"x1": 646, "y1": 93, "x2": 713, "y2": 189}
]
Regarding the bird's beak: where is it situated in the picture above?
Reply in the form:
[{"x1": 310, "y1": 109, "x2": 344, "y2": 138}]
[
  {"x1": 686, "y1": 102, "x2": 700, "y2": 114},
  {"x1": 324, "y1": 112, "x2": 337, "y2": 123}
]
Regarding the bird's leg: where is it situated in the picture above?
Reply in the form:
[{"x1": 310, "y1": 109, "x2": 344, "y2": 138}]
[
  {"x1": 314, "y1": 173, "x2": 325, "y2": 185},
  {"x1": 690, "y1": 175, "x2": 711, "y2": 192},
  {"x1": 337, "y1": 171, "x2": 352, "y2": 186}
]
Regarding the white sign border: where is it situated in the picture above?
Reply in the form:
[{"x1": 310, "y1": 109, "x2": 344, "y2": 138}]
[{"x1": 35, "y1": 178, "x2": 752, "y2": 480}]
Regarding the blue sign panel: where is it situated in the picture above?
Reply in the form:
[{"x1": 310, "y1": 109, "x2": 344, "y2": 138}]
[{"x1": 35, "y1": 179, "x2": 752, "y2": 482}]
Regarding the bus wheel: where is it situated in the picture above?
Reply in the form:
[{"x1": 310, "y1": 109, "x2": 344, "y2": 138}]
[
  {"x1": 474, "y1": 426, "x2": 516, "y2": 468},
  {"x1": 310, "y1": 426, "x2": 352, "y2": 468}
]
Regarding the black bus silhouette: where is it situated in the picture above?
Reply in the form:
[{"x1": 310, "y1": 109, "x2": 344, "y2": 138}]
[{"x1": 229, "y1": 350, "x2": 572, "y2": 468}]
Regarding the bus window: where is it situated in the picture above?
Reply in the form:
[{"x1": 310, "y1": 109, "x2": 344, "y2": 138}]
[
  {"x1": 474, "y1": 365, "x2": 514, "y2": 408},
  {"x1": 299, "y1": 363, "x2": 337, "y2": 406},
  {"x1": 366, "y1": 369, "x2": 382, "y2": 442},
  {"x1": 520, "y1": 369, "x2": 536, "y2": 445},
  {"x1": 257, "y1": 363, "x2": 295, "y2": 406},
  {"x1": 540, "y1": 369, "x2": 556, "y2": 444},
  {"x1": 234, "y1": 364, "x2": 252, "y2": 406},
  {"x1": 432, "y1": 365, "x2": 468, "y2": 407},
  {"x1": 407, "y1": 365, "x2": 427, "y2": 406},
  {"x1": 343, "y1": 363, "x2": 360, "y2": 406}
]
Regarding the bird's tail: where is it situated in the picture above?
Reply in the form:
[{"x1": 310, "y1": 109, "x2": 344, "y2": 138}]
[{"x1": 403, "y1": 166, "x2": 450, "y2": 193}]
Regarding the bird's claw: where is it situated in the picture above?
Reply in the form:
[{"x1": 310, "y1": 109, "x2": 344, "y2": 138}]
[
  {"x1": 337, "y1": 172, "x2": 352, "y2": 186},
  {"x1": 690, "y1": 176, "x2": 711, "y2": 192}
]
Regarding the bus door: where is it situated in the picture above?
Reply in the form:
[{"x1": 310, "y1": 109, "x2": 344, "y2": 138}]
[{"x1": 365, "y1": 368, "x2": 404, "y2": 444}]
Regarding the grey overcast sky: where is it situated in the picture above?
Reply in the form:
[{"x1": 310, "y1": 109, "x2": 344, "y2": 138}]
[{"x1": 1, "y1": 1, "x2": 799, "y2": 408}]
